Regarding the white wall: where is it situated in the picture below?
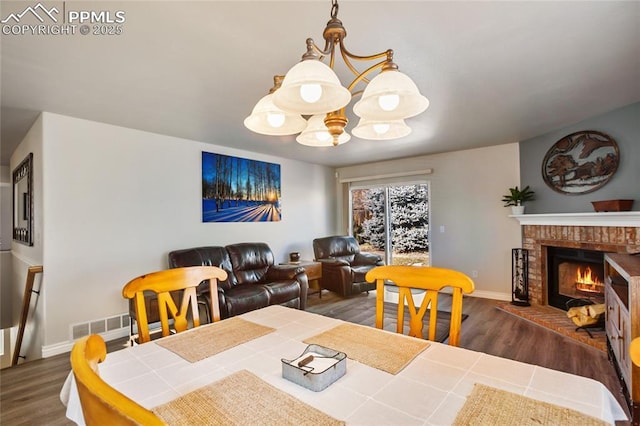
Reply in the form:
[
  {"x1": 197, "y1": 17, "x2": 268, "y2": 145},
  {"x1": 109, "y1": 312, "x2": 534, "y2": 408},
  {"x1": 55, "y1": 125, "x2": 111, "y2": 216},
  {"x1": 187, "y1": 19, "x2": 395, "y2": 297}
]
[
  {"x1": 8, "y1": 115, "x2": 45, "y2": 363},
  {"x1": 0, "y1": 161, "x2": 14, "y2": 365},
  {"x1": 336, "y1": 143, "x2": 522, "y2": 300},
  {"x1": 0, "y1": 166, "x2": 12, "y2": 252},
  {"x1": 1, "y1": 166, "x2": 13, "y2": 330},
  {"x1": 19, "y1": 112, "x2": 336, "y2": 356}
]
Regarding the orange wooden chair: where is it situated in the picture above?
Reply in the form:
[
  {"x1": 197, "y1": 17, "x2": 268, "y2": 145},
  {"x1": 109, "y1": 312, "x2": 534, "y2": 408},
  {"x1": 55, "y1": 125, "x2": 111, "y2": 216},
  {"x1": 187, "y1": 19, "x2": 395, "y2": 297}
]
[
  {"x1": 70, "y1": 334, "x2": 164, "y2": 425},
  {"x1": 122, "y1": 266, "x2": 227, "y2": 343},
  {"x1": 631, "y1": 337, "x2": 640, "y2": 368},
  {"x1": 366, "y1": 265, "x2": 475, "y2": 346}
]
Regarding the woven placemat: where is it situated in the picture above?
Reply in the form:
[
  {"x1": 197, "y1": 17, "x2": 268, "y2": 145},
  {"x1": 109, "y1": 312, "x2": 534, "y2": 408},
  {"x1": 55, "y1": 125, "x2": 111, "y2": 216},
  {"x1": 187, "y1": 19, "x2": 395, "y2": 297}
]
[
  {"x1": 152, "y1": 370, "x2": 344, "y2": 425},
  {"x1": 453, "y1": 383, "x2": 608, "y2": 425},
  {"x1": 156, "y1": 317, "x2": 275, "y2": 362},
  {"x1": 303, "y1": 323, "x2": 429, "y2": 375}
]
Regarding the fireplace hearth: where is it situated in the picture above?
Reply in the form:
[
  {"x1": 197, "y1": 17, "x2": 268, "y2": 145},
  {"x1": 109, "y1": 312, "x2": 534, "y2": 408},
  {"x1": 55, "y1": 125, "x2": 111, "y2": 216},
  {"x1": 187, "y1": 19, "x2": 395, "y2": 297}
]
[
  {"x1": 500, "y1": 213, "x2": 638, "y2": 353},
  {"x1": 547, "y1": 247, "x2": 604, "y2": 310}
]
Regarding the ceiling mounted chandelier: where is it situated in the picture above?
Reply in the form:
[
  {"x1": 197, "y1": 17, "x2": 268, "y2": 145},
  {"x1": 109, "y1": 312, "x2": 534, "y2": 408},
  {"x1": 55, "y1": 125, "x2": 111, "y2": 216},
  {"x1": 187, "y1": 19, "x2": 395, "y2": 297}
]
[{"x1": 244, "y1": 0, "x2": 429, "y2": 147}]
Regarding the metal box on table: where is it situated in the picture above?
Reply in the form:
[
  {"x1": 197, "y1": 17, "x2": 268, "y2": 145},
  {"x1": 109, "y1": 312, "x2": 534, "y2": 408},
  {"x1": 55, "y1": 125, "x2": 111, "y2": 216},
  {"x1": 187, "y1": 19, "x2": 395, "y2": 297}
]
[{"x1": 281, "y1": 344, "x2": 346, "y2": 392}]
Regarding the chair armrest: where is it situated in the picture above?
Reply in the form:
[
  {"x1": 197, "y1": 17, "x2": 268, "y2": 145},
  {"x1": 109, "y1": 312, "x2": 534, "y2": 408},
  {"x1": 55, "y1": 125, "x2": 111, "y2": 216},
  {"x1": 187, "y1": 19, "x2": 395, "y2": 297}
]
[
  {"x1": 317, "y1": 258, "x2": 350, "y2": 267},
  {"x1": 266, "y1": 264, "x2": 305, "y2": 281},
  {"x1": 354, "y1": 252, "x2": 383, "y2": 266},
  {"x1": 265, "y1": 265, "x2": 308, "y2": 310}
]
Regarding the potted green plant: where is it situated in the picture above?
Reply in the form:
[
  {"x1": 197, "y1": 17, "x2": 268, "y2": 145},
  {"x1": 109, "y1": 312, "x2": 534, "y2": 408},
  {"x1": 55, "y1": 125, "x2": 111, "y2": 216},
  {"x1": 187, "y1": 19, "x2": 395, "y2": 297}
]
[{"x1": 502, "y1": 185, "x2": 535, "y2": 215}]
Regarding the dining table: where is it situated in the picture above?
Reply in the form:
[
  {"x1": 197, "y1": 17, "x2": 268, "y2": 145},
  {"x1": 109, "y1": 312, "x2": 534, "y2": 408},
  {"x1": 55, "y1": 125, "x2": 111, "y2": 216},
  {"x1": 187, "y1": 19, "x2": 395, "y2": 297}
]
[{"x1": 61, "y1": 305, "x2": 627, "y2": 425}]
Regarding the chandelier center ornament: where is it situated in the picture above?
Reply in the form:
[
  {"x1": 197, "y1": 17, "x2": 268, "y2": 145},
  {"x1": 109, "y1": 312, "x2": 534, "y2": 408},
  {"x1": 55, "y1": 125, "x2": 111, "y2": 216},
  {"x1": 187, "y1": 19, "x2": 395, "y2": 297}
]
[{"x1": 244, "y1": 0, "x2": 429, "y2": 147}]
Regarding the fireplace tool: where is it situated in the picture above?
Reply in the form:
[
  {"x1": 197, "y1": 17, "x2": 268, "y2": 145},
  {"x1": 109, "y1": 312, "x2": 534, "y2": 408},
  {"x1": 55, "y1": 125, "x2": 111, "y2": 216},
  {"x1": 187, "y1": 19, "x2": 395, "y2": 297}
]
[{"x1": 511, "y1": 248, "x2": 530, "y2": 306}]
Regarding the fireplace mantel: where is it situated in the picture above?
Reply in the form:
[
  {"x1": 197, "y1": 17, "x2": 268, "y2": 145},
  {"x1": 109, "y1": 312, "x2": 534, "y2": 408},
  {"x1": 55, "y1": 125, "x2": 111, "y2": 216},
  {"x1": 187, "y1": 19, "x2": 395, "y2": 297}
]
[
  {"x1": 516, "y1": 213, "x2": 639, "y2": 305},
  {"x1": 511, "y1": 212, "x2": 640, "y2": 227}
]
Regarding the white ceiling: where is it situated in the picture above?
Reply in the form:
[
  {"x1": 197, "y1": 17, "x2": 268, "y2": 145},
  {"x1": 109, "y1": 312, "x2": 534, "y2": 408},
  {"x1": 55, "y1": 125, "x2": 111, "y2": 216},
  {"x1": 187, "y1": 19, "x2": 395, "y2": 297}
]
[{"x1": 1, "y1": 1, "x2": 639, "y2": 168}]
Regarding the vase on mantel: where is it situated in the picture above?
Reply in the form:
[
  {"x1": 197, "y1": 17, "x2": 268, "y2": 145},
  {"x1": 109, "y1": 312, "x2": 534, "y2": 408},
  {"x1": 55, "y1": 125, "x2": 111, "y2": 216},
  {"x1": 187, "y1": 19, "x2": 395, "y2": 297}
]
[{"x1": 511, "y1": 206, "x2": 525, "y2": 215}]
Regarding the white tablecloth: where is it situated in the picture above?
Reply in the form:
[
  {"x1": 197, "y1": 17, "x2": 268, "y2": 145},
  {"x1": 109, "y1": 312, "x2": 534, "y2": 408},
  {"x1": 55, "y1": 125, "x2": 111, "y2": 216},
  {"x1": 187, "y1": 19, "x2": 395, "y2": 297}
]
[{"x1": 62, "y1": 305, "x2": 627, "y2": 425}]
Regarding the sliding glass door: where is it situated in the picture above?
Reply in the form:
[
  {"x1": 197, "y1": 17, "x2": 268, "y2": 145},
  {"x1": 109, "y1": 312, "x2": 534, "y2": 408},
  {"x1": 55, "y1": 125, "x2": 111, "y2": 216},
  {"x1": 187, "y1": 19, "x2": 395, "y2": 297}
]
[{"x1": 350, "y1": 183, "x2": 429, "y2": 266}]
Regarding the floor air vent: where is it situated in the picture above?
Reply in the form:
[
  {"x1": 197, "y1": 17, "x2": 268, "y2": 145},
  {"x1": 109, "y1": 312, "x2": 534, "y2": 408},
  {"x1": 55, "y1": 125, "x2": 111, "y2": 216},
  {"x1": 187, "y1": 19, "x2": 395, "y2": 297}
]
[{"x1": 70, "y1": 313, "x2": 130, "y2": 340}]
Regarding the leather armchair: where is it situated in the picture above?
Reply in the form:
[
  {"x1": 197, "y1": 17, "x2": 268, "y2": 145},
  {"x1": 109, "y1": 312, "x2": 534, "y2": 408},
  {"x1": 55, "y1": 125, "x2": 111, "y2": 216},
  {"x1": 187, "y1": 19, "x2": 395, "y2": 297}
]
[
  {"x1": 313, "y1": 235, "x2": 384, "y2": 297},
  {"x1": 168, "y1": 243, "x2": 308, "y2": 319}
]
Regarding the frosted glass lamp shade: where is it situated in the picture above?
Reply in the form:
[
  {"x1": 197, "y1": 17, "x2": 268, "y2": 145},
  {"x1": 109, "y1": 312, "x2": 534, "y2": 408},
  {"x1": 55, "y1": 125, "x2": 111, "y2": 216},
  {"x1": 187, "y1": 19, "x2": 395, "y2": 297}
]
[
  {"x1": 352, "y1": 118, "x2": 412, "y2": 140},
  {"x1": 353, "y1": 70, "x2": 429, "y2": 120},
  {"x1": 296, "y1": 114, "x2": 351, "y2": 147},
  {"x1": 273, "y1": 60, "x2": 352, "y2": 115},
  {"x1": 244, "y1": 93, "x2": 307, "y2": 136}
]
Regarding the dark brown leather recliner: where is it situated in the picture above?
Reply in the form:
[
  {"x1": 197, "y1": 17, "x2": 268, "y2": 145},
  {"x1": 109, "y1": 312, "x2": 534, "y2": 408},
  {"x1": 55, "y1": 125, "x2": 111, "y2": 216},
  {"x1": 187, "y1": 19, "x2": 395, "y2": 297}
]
[
  {"x1": 313, "y1": 235, "x2": 384, "y2": 297},
  {"x1": 168, "y1": 243, "x2": 308, "y2": 319}
]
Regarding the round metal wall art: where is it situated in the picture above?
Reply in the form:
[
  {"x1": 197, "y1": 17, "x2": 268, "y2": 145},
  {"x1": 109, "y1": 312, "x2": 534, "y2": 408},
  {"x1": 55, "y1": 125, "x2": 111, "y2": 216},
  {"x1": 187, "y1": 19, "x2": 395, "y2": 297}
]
[{"x1": 541, "y1": 130, "x2": 619, "y2": 195}]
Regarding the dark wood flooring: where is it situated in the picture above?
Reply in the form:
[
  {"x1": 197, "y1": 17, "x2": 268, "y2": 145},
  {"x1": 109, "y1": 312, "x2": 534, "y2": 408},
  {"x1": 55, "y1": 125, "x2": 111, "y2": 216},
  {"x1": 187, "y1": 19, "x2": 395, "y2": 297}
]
[{"x1": 0, "y1": 291, "x2": 630, "y2": 425}]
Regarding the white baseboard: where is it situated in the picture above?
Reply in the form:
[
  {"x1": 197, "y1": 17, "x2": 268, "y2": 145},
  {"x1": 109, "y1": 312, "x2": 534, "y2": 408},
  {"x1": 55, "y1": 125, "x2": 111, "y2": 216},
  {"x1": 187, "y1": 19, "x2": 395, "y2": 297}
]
[{"x1": 42, "y1": 328, "x2": 130, "y2": 358}]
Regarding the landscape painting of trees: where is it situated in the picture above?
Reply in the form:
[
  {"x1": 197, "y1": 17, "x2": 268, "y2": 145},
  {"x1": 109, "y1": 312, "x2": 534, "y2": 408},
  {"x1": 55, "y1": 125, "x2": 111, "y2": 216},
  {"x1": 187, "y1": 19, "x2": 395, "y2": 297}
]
[{"x1": 202, "y1": 152, "x2": 281, "y2": 222}]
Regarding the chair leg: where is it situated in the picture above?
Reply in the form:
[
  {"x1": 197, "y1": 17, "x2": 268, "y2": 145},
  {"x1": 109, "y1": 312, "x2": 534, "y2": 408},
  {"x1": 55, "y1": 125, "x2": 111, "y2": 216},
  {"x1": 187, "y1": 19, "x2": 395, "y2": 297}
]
[
  {"x1": 129, "y1": 320, "x2": 138, "y2": 346},
  {"x1": 197, "y1": 300, "x2": 211, "y2": 324}
]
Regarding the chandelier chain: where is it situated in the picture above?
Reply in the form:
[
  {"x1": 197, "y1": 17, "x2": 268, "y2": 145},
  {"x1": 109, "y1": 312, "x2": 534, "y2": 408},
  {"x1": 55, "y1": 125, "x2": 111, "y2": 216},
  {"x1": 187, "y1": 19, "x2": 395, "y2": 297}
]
[{"x1": 331, "y1": 0, "x2": 339, "y2": 19}]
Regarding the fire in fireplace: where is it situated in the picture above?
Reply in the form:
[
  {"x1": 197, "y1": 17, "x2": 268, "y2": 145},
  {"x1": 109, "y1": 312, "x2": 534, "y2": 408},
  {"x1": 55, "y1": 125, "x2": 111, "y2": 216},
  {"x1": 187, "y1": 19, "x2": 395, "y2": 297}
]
[
  {"x1": 575, "y1": 266, "x2": 605, "y2": 294},
  {"x1": 547, "y1": 247, "x2": 605, "y2": 310}
]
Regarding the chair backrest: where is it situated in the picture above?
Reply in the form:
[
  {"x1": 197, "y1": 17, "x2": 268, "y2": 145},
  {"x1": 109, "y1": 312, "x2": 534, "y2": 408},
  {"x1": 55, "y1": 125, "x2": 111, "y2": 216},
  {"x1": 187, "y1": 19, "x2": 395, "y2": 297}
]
[
  {"x1": 122, "y1": 266, "x2": 228, "y2": 343},
  {"x1": 167, "y1": 246, "x2": 238, "y2": 290},
  {"x1": 70, "y1": 334, "x2": 164, "y2": 426},
  {"x1": 313, "y1": 235, "x2": 360, "y2": 262},
  {"x1": 365, "y1": 265, "x2": 475, "y2": 346},
  {"x1": 226, "y1": 242, "x2": 275, "y2": 285}
]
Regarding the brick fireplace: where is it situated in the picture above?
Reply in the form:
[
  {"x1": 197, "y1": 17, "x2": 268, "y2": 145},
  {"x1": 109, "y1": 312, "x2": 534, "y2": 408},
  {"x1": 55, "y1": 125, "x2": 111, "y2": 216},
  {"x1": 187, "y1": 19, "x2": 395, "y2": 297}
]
[{"x1": 514, "y1": 212, "x2": 640, "y2": 306}]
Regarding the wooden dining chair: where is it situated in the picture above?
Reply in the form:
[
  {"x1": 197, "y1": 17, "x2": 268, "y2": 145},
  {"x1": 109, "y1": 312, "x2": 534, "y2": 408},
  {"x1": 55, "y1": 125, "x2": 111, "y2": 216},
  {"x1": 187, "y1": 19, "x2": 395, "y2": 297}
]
[
  {"x1": 70, "y1": 334, "x2": 164, "y2": 425},
  {"x1": 122, "y1": 266, "x2": 228, "y2": 343},
  {"x1": 366, "y1": 265, "x2": 475, "y2": 346}
]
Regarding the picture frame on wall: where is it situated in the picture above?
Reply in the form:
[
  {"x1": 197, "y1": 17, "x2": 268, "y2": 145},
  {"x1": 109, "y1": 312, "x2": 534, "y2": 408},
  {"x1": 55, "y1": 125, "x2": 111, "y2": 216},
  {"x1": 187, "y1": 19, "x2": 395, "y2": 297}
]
[
  {"x1": 12, "y1": 153, "x2": 33, "y2": 245},
  {"x1": 201, "y1": 152, "x2": 281, "y2": 222},
  {"x1": 541, "y1": 130, "x2": 619, "y2": 195}
]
